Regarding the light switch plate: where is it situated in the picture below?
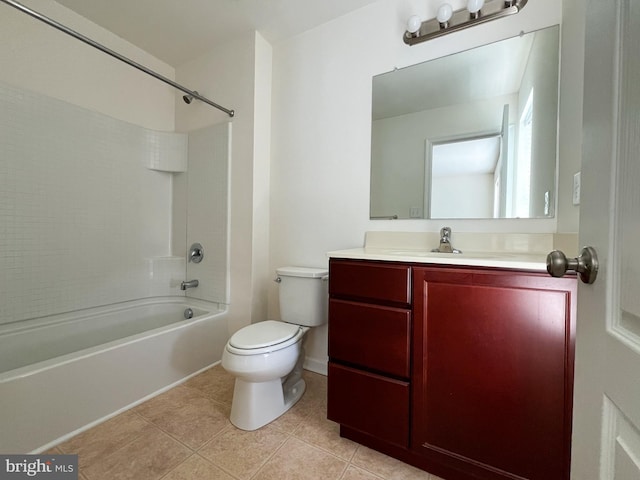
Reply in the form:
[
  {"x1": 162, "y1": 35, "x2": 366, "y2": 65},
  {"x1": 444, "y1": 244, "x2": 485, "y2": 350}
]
[
  {"x1": 544, "y1": 191, "x2": 550, "y2": 215},
  {"x1": 573, "y1": 172, "x2": 581, "y2": 205}
]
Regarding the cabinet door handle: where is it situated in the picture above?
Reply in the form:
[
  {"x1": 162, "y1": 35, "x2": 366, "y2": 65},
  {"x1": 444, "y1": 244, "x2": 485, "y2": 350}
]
[{"x1": 546, "y1": 246, "x2": 599, "y2": 284}]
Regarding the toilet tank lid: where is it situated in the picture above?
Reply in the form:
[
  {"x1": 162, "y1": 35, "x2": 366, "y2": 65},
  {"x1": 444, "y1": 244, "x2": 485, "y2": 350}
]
[{"x1": 276, "y1": 266, "x2": 328, "y2": 278}]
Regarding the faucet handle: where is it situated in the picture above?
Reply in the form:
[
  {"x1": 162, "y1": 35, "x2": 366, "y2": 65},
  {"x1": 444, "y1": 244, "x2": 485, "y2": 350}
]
[{"x1": 440, "y1": 227, "x2": 451, "y2": 239}]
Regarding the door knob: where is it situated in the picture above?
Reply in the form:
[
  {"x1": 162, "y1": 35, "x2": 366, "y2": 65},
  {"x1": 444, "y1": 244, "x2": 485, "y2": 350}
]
[{"x1": 546, "y1": 246, "x2": 599, "y2": 284}]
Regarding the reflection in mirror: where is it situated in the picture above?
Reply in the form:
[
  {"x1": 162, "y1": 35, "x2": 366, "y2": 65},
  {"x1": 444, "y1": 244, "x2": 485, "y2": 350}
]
[{"x1": 370, "y1": 25, "x2": 559, "y2": 220}]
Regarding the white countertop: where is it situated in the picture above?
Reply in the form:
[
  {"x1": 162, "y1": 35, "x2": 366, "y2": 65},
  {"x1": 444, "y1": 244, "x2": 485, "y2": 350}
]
[
  {"x1": 326, "y1": 231, "x2": 578, "y2": 272},
  {"x1": 327, "y1": 247, "x2": 549, "y2": 271}
]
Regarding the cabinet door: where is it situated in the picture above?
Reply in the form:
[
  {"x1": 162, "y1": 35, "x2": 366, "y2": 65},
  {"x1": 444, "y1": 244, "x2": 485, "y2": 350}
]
[
  {"x1": 328, "y1": 362, "x2": 410, "y2": 448},
  {"x1": 411, "y1": 267, "x2": 576, "y2": 480}
]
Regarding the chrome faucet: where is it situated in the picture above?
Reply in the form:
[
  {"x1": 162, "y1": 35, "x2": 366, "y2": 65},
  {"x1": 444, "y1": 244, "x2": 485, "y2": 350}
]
[
  {"x1": 180, "y1": 279, "x2": 199, "y2": 290},
  {"x1": 432, "y1": 227, "x2": 462, "y2": 254}
]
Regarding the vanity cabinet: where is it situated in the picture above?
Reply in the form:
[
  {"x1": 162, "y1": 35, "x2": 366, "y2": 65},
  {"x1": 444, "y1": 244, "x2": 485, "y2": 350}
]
[{"x1": 327, "y1": 258, "x2": 576, "y2": 480}]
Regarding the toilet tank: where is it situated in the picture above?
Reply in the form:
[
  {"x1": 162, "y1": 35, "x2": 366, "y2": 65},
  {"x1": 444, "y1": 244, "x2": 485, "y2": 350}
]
[{"x1": 276, "y1": 266, "x2": 328, "y2": 327}]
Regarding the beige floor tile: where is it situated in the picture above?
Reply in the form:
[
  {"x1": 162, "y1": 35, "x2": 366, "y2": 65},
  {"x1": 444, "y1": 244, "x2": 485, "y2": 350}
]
[
  {"x1": 134, "y1": 384, "x2": 210, "y2": 418},
  {"x1": 300, "y1": 374, "x2": 328, "y2": 413},
  {"x1": 57, "y1": 411, "x2": 154, "y2": 470},
  {"x1": 184, "y1": 365, "x2": 235, "y2": 406},
  {"x1": 161, "y1": 454, "x2": 235, "y2": 480},
  {"x1": 304, "y1": 371, "x2": 328, "y2": 401},
  {"x1": 82, "y1": 426, "x2": 191, "y2": 480},
  {"x1": 293, "y1": 410, "x2": 358, "y2": 461},
  {"x1": 340, "y1": 465, "x2": 385, "y2": 480},
  {"x1": 198, "y1": 424, "x2": 288, "y2": 479},
  {"x1": 269, "y1": 398, "x2": 314, "y2": 434},
  {"x1": 135, "y1": 385, "x2": 231, "y2": 449},
  {"x1": 351, "y1": 446, "x2": 431, "y2": 480},
  {"x1": 51, "y1": 370, "x2": 440, "y2": 480},
  {"x1": 253, "y1": 437, "x2": 347, "y2": 480}
]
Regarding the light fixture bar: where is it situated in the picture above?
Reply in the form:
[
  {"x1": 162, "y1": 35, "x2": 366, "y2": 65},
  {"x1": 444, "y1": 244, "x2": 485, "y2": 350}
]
[{"x1": 404, "y1": 0, "x2": 528, "y2": 46}]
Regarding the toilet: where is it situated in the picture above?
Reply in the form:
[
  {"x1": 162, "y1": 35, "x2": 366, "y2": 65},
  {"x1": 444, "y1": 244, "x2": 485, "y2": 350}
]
[{"x1": 221, "y1": 266, "x2": 328, "y2": 430}]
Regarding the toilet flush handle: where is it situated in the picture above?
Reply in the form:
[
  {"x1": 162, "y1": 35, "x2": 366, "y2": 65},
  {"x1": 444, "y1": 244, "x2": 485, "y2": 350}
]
[{"x1": 274, "y1": 276, "x2": 282, "y2": 283}]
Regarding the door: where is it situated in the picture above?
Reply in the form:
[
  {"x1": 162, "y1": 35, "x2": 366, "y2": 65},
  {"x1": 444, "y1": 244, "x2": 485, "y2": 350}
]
[{"x1": 571, "y1": 0, "x2": 640, "y2": 478}]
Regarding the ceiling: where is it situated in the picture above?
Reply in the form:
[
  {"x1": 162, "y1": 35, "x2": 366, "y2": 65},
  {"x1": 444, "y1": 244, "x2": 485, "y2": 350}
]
[{"x1": 54, "y1": 0, "x2": 382, "y2": 67}]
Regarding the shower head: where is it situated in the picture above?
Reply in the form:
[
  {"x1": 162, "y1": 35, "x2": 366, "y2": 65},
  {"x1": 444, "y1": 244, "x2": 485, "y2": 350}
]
[{"x1": 183, "y1": 91, "x2": 199, "y2": 104}]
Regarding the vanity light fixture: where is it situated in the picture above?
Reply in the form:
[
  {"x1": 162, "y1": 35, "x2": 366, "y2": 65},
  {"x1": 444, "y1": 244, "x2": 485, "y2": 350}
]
[
  {"x1": 404, "y1": 0, "x2": 528, "y2": 46},
  {"x1": 436, "y1": 3, "x2": 453, "y2": 28},
  {"x1": 467, "y1": 0, "x2": 485, "y2": 19}
]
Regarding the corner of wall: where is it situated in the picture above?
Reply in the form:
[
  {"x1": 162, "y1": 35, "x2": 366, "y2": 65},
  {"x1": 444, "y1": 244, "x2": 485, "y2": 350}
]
[
  {"x1": 556, "y1": 0, "x2": 585, "y2": 234},
  {"x1": 251, "y1": 31, "x2": 274, "y2": 324}
]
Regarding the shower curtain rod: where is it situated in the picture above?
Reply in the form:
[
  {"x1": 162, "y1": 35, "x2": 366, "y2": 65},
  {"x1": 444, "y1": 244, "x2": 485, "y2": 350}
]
[{"x1": 1, "y1": 0, "x2": 235, "y2": 117}]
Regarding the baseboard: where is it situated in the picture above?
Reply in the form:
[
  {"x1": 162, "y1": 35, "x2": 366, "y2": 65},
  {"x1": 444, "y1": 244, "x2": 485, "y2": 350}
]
[{"x1": 303, "y1": 356, "x2": 327, "y2": 376}]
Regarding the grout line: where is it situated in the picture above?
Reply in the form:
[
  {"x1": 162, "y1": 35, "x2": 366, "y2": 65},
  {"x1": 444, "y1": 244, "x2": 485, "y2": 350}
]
[
  {"x1": 292, "y1": 435, "x2": 354, "y2": 466},
  {"x1": 247, "y1": 433, "x2": 294, "y2": 480},
  {"x1": 194, "y1": 424, "x2": 235, "y2": 454},
  {"x1": 194, "y1": 452, "x2": 245, "y2": 480},
  {"x1": 156, "y1": 453, "x2": 196, "y2": 480}
]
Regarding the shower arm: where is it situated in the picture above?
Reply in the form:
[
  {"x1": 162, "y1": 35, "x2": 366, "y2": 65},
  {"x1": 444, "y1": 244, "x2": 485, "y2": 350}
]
[{"x1": 1, "y1": 0, "x2": 235, "y2": 117}]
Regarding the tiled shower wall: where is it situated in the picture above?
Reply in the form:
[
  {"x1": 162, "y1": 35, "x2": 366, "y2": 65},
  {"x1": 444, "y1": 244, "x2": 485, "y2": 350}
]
[
  {"x1": 184, "y1": 123, "x2": 231, "y2": 305},
  {"x1": 0, "y1": 82, "x2": 188, "y2": 325}
]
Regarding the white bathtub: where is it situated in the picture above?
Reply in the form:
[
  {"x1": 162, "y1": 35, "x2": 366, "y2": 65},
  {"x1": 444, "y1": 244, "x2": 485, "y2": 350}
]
[{"x1": 0, "y1": 297, "x2": 229, "y2": 453}]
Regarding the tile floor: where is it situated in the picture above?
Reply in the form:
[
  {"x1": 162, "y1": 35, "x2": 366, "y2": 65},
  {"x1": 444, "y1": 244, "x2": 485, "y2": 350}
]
[{"x1": 48, "y1": 365, "x2": 443, "y2": 480}]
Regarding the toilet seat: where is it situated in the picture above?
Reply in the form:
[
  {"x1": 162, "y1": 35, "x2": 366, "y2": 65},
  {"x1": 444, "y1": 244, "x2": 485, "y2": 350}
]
[{"x1": 227, "y1": 320, "x2": 305, "y2": 356}]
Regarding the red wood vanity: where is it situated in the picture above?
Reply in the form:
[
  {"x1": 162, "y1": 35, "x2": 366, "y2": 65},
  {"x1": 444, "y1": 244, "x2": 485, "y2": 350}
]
[{"x1": 327, "y1": 258, "x2": 576, "y2": 480}]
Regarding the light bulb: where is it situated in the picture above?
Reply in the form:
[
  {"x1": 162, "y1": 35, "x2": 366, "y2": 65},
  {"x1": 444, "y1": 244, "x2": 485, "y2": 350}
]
[
  {"x1": 406, "y1": 15, "x2": 422, "y2": 34},
  {"x1": 467, "y1": 0, "x2": 485, "y2": 14},
  {"x1": 436, "y1": 4, "x2": 453, "y2": 25}
]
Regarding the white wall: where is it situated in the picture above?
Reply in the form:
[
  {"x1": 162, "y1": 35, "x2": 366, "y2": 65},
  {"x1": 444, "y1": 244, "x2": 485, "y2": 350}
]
[
  {"x1": 269, "y1": 0, "x2": 567, "y2": 372},
  {"x1": 184, "y1": 123, "x2": 231, "y2": 305},
  {"x1": 557, "y1": 0, "x2": 585, "y2": 234}
]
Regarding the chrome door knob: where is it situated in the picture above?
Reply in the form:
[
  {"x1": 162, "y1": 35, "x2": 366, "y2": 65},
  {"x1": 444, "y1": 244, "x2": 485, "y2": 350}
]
[{"x1": 546, "y1": 246, "x2": 599, "y2": 284}]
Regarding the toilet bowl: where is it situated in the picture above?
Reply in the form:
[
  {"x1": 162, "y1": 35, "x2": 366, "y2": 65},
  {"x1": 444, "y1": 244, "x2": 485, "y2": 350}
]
[{"x1": 221, "y1": 266, "x2": 328, "y2": 430}]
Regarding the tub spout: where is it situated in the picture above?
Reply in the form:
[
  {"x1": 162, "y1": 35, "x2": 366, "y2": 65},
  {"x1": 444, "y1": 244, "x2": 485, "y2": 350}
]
[{"x1": 180, "y1": 279, "x2": 199, "y2": 290}]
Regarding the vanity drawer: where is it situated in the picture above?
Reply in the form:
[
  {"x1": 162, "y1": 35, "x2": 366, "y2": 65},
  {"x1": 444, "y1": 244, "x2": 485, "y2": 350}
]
[
  {"x1": 329, "y1": 259, "x2": 411, "y2": 306},
  {"x1": 329, "y1": 299, "x2": 410, "y2": 378},
  {"x1": 328, "y1": 362, "x2": 410, "y2": 448}
]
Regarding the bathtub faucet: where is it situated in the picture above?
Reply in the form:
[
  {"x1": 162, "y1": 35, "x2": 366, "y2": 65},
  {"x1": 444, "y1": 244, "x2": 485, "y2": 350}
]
[{"x1": 180, "y1": 279, "x2": 199, "y2": 290}]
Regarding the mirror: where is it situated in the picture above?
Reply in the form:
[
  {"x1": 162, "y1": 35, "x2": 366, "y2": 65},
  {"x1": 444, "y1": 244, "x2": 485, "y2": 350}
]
[{"x1": 370, "y1": 25, "x2": 559, "y2": 220}]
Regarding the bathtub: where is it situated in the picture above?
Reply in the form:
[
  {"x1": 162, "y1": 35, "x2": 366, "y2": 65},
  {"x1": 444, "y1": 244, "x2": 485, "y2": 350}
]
[{"x1": 0, "y1": 297, "x2": 228, "y2": 453}]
